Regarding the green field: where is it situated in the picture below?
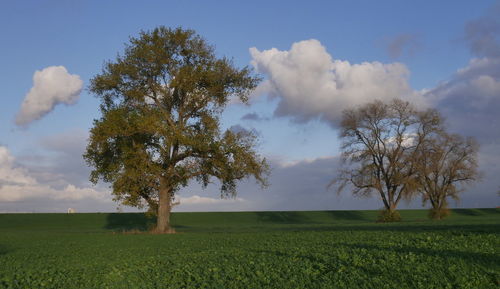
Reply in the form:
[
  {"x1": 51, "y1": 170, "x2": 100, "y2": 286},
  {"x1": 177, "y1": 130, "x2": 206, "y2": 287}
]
[{"x1": 0, "y1": 209, "x2": 499, "y2": 288}]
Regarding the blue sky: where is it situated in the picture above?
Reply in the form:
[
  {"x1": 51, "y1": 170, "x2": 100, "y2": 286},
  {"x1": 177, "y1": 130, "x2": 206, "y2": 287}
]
[{"x1": 1, "y1": 0, "x2": 499, "y2": 212}]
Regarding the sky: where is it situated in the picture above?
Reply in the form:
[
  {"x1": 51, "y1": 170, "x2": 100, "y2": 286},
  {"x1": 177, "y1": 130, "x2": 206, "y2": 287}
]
[{"x1": 0, "y1": 0, "x2": 499, "y2": 212}]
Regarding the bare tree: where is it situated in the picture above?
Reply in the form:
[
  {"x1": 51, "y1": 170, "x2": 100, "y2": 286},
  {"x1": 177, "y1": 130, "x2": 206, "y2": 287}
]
[
  {"x1": 333, "y1": 99, "x2": 442, "y2": 221},
  {"x1": 416, "y1": 133, "x2": 480, "y2": 219}
]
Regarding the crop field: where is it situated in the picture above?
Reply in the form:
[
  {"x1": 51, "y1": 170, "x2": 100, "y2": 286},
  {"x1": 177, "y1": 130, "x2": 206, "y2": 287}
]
[{"x1": 0, "y1": 209, "x2": 498, "y2": 288}]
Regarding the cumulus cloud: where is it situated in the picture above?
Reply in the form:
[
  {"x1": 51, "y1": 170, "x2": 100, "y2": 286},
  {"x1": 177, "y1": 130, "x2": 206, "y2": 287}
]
[
  {"x1": 0, "y1": 183, "x2": 107, "y2": 202},
  {"x1": 172, "y1": 188, "x2": 251, "y2": 212},
  {"x1": 392, "y1": 6, "x2": 500, "y2": 208},
  {"x1": 423, "y1": 57, "x2": 500, "y2": 205},
  {"x1": 15, "y1": 66, "x2": 83, "y2": 126},
  {"x1": 0, "y1": 146, "x2": 108, "y2": 202},
  {"x1": 246, "y1": 26, "x2": 498, "y2": 210},
  {"x1": 0, "y1": 146, "x2": 37, "y2": 188},
  {"x1": 179, "y1": 195, "x2": 245, "y2": 205},
  {"x1": 250, "y1": 39, "x2": 427, "y2": 126},
  {"x1": 12, "y1": 129, "x2": 92, "y2": 189},
  {"x1": 385, "y1": 33, "x2": 420, "y2": 59},
  {"x1": 428, "y1": 58, "x2": 500, "y2": 105},
  {"x1": 424, "y1": 5, "x2": 500, "y2": 144}
]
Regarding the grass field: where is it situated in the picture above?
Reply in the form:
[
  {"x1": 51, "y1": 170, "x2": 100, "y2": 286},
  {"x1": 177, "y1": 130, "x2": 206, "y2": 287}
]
[{"x1": 0, "y1": 209, "x2": 498, "y2": 288}]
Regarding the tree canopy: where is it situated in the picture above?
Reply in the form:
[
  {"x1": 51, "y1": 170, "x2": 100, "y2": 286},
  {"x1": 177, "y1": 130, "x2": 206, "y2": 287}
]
[
  {"x1": 416, "y1": 132, "x2": 480, "y2": 219},
  {"x1": 334, "y1": 98, "x2": 480, "y2": 221},
  {"x1": 333, "y1": 99, "x2": 442, "y2": 221},
  {"x1": 84, "y1": 27, "x2": 269, "y2": 233}
]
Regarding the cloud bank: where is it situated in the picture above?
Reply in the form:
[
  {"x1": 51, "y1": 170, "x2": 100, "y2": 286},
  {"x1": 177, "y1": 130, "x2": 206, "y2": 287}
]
[
  {"x1": 0, "y1": 146, "x2": 108, "y2": 203},
  {"x1": 174, "y1": 156, "x2": 431, "y2": 212},
  {"x1": 424, "y1": 3, "x2": 500, "y2": 145},
  {"x1": 173, "y1": 195, "x2": 247, "y2": 212},
  {"x1": 424, "y1": 5, "x2": 500, "y2": 206},
  {"x1": 250, "y1": 39, "x2": 427, "y2": 126},
  {"x1": 246, "y1": 5, "x2": 499, "y2": 209},
  {"x1": 16, "y1": 66, "x2": 83, "y2": 126},
  {"x1": 179, "y1": 195, "x2": 245, "y2": 205},
  {"x1": 425, "y1": 57, "x2": 500, "y2": 142}
]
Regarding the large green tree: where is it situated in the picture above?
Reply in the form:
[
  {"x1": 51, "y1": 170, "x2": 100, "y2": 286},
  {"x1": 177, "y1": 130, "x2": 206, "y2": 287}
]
[{"x1": 84, "y1": 27, "x2": 269, "y2": 233}]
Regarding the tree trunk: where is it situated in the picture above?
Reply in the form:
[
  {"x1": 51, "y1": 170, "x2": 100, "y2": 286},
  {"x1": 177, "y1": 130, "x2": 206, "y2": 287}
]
[
  {"x1": 430, "y1": 198, "x2": 450, "y2": 220},
  {"x1": 378, "y1": 189, "x2": 390, "y2": 211},
  {"x1": 155, "y1": 186, "x2": 175, "y2": 234},
  {"x1": 378, "y1": 201, "x2": 401, "y2": 222},
  {"x1": 389, "y1": 203, "x2": 397, "y2": 213}
]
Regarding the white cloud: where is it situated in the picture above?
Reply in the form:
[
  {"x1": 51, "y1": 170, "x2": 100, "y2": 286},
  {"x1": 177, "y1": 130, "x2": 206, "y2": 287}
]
[
  {"x1": 12, "y1": 129, "x2": 92, "y2": 189},
  {"x1": 172, "y1": 193, "x2": 251, "y2": 212},
  {"x1": 179, "y1": 195, "x2": 245, "y2": 205},
  {"x1": 0, "y1": 146, "x2": 108, "y2": 202},
  {"x1": 424, "y1": 56, "x2": 500, "y2": 142},
  {"x1": 0, "y1": 183, "x2": 108, "y2": 202},
  {"x1": 0, "y1": 147, "x2": 37, "y2": 187},
  {"x1": 15, "y1": 66, "x2": 83, "y2": 126},
  {"x1": 250, "y1": 39, "x2": 427, "y2": 126},
  {"x1": 429, "y1": 4, "x2": 500, "y2": 143},
  {"x1": 246, "y1": 37, "x2": 498, "y2": 210},
  {"x1": 471, "y1": 74, "x2": 500, "y2": 100},
  {"x1": 422, "y1": 56, "x2": 500, "y2": 208}
]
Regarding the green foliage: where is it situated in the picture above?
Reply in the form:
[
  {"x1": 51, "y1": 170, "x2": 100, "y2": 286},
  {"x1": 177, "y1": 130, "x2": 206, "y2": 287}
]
[
  {"x1": 0, "y1": 209, "x2": 498, "y2": 288},
  {"x1": 429, "y1": 207, "x2": 451, "y2": 220},
  {"x1": 377, "y1": 209, "x2": 402, "y2": 222},
  {"x1": 84, "y1": 27, "x2": 268, "y2": 230}
]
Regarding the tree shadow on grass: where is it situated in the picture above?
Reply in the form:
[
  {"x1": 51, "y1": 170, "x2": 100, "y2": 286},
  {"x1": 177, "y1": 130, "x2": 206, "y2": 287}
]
[
  {"x1": 255, "y1": 241, "x2": 499, "y2": 286},
  {"x1": 105, "y1": 213, "x2": 155, "y2": 232},
  {"x1": 453, "y1": 208, "x2": 499, "y2": 217},
  {"x1": 267, "y1": 223, "x2": 500, "y2": 234},
  {"x1": 326, "y1": 210, "x2": 369, "y2": 222},
  {"x1": 255, "y1": 211, "x2": 311, "y2": 224},
  {"x1": 254, "y1": 210, "x2": 370, "y2": 224},
  {"x1": 339, "y1": 242, "x2": 500, "y2": 267},
  {"x1": 105, "y1": 213, "x2": 192, "y2": 232}
]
